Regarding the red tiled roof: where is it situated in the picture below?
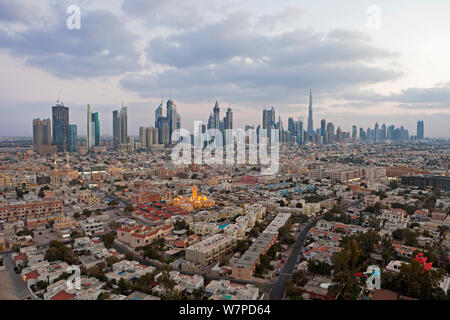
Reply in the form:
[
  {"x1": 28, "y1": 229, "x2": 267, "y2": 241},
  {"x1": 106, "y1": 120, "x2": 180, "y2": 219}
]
[
  {"x1": 51, "y1": 290, "x2": 77, "y2": 300},
  {"x1": 24, "y1": 270, "x2": 40, "y2": 280},
  {"x1": 14, "y1": 253, "x2": 27, "y2": 262}
]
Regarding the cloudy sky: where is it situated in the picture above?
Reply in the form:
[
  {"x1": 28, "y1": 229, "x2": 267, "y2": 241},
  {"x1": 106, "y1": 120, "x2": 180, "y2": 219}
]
[{"x1": 0, "y1": 0, "x2": 449, "y2": 138}]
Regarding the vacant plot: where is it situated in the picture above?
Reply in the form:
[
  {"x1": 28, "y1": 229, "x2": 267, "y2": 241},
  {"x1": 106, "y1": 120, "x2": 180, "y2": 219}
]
[{"x1": 0, "y1": 270, "x2": 19, "y2": 300}]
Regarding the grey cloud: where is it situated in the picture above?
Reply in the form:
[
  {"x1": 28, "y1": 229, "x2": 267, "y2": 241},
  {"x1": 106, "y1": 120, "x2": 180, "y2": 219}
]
[
  {"x1": 122, "y1": 0, "x2": 227, "y2": 29},
  {"x1": 0, "y1": 3, "x2": 141, "y2": 78},
  {"x1": 343, "y1": 82, "x2": 450, "y2": 109},
  {"x1": 0, "y1": 0, "x2": 40, "y2": 23},
  {"x1": 122, "y1": 15, "x2": 399, "y2": 104}
]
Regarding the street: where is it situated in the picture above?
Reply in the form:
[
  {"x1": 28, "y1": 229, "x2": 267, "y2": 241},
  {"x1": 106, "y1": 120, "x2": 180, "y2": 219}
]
[
  {"x1": 2, "y1": 254, "x2": 30, "y2": 299},
  {"x1": 269, "y1": 219, "x2": 317, "y2": 300}
]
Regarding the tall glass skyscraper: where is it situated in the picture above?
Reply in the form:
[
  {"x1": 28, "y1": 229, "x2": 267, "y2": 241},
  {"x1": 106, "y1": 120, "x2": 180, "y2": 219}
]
[
  {"x1": 68, "y1": 124, "x2": 77, "y2": 152},
  {"x1": 307, "y1": 88, "x2": 313, "y2": 135},
  {"x1": 417, "y1": 120, "x2": 424, "y2": 139},
  {"x1": 52, "y1": 101, "x2": 69, "y2": 152}
]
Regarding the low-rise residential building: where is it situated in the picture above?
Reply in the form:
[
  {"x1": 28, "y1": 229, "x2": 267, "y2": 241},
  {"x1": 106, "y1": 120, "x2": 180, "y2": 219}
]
[
  {"x1": 185, "y1": 234, "x2": 237, "y2": 266},
  {"x1": 117, "y1": 223, "x2": 173, "y2": 248},
  {"x1": 106, "y1": 260, "x2": 155, "y2": 282},
  {"x1": 79, "y1": 218, "x2": 104, "y2": 236}
]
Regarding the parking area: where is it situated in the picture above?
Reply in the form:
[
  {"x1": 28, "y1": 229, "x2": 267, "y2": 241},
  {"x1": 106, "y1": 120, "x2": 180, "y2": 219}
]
[{"x1": 32, "y1": 228, "x2": 59, "y2": 244}]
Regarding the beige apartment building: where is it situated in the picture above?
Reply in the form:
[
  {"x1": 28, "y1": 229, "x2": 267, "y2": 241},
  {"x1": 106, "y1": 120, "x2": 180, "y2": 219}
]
[
  {"x1": 0, "y1": 199, "x2": 63, "y2": 221},
  {"x1": 185, "y1": 234, "x2": 237, "y2": 266}
]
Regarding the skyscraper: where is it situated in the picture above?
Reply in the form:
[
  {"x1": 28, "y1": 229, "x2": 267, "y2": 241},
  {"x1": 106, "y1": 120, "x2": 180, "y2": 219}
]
[
  {"x1": 417, "y1": 120, "x2": 424, "y2": 139},
  {"x1": 86, "y1": 104, "x2": 94, "y2": 149},
  {"x1": 92, "y1": 112, "x2": 100, "y2": 146},
  {"x1": 262, "y1": 107, "x2": 276, "y2": 130},
  {"x1": 155, "y1": 100, "x2": 163, "y2": 128},
  {"x1": 119, "y1": 106, "x2": 128, "y2": 144},
  {"x1": 326, "y1": 122, "x2": 334, "y2": 144},
  {"x1": 213, "y1": 101, "x2": 220, "y2": 130},
  {"x1": 167, "y1": 99, "x2": 180, "y2": 143},
  {"x1": 33, "y1": 118, "x2": 51, "y2": 152},
  {"x1": 68, "y1": 124, "x2": 77, "y2": 152},
  {"x1": 321, "y1": 119, "x2": 326, "y2": 143},
  {"x1": 52, "y1": 101, "x2": 69, "y2": 152},
  {"x1": 112, "y1": 110, "x2": 120, "y2": 151},
  {"x1": 224, "y1": 107, "x2": 233, "y2": 130},
  {"x1": 352, "y1": 125, "x2": 357, "y2": 140},
  {"x1": 112, "y1": 105, "x2": 128, "y2": 151},
  {"x1": 307, "y1": 87, "x2": 313, "y2": 135}
]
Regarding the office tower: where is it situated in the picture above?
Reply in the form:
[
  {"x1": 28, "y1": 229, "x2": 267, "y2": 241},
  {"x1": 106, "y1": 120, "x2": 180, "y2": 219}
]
[
  {"x1": 336, "y1": 127, "x2": 342, "y2": 143},
  {"x1": 367, "y1": 128, "x2": 372, "y2": 141},
  {"x1": 112, "y1": 105, "x2": 128, "y2": 151},
  {"x1": 86, "y1": 104, "x2": 93, "y2": 149},
  {"x1": 207, "y1": 113, "x2": 214, "y2": 129},
  {"x1": 352, "y1": 125, "x2": 357, "y2": 140},
  {"x1": 52, "y1": 101, "x2": 69, "y2": 152},
  {"x1": 297, "y1": 119, "x2": 304, "y2": 145},
  {"x1": 359, "y1": 128, "x2": 366, "y2": 141},
  {"x1": 139, "y1": 127, "x2": 147, "y2": 147},
  {"x1": 417, "y1": 120, "x2": 424, "y2": 139},
  {"x1": 159, "y1": 118, "x2": 169, "y2": 144},
  {"x1": 321, "y1": 119, "x2": 326, "y2": 143},
  {"x1": 307, "y1": 87, "x2": 313, "y2": 135},
  {"x1": 33, "y1": 118, "x2": 51, "y2": 151},
  {"x1": 288, "y1": 117, "x2": 294, "y2": 133},
  {"x1": 92, "y1": 112, "x2": 100, "y2": 146},
  {"x1": 213, "y1": 101, "x2": 220, "y2": 130},
  {"x1": 167, "y1": 99, "x2": 180, "y2": 143},
  {"x1": 374, "y1": 122, "x2": 379, "y2": 141},
  {"x1": 224, "y1": 107, "x2": 233, "y2": 130},
  {"x1": 262, "y1": 107, "x2": 276, "y2": 129},
  {"x1": 326, "y1": 122, "x2": 334, "y2": 144},
  {"x1": 155, "y1": 100, "x2": 163, "y2": 128},
  {"x1": 380, "y1": 123, "x2": 386, "y2": 140},
  {"x1": 112, "y1": 110, "x2": 120, "y2": 151},
  {"x1": 145, "y1": 127, "x2": 153, "y2": 147},
  {"x1": 151, "y1": 127, "x2": 159, "y2": 145},
  {"x1": 387, "y1": 125, "x2": 395, "y2": 140},
  {"x1": 120, "y1": 106, "x2": 128, "y2": 144},
  {"x1": 68, "y1": 124, "x2": 77, "y2": 152},
  {"x1": 86, "y1": 105, "x2": 100, "y2": 149}
]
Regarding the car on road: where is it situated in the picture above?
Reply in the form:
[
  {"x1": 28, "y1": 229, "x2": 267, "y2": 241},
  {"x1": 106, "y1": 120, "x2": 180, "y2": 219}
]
[
  {"x1": 281, "y1": 259, "x2": 286, "y2": 264},
  {"x1": 14, "y1": 267, "x2": 19, "y2": 274},
  {"x1": 276, "y1": 269, "x2": 281, "y2": 276}
]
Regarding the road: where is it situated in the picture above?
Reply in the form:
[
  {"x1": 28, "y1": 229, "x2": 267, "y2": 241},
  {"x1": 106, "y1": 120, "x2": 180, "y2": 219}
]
[
  {"x1": 3, "y1": 254, "x2": 30, "y2": 299},
  {"x1": 269, "y1": 219, "x2": 317, "y2": 300}
]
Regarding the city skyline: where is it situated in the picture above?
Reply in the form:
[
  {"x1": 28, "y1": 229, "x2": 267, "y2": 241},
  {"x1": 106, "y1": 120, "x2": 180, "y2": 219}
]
[{"x1": 0, "y1": 1, "x2": 449, "y2": 138}]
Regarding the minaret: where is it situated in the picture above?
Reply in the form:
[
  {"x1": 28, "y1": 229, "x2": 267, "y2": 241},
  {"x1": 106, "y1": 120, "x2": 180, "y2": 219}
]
[{"x1": 307, "y1": 87, "x2": 313, "y2": 135}]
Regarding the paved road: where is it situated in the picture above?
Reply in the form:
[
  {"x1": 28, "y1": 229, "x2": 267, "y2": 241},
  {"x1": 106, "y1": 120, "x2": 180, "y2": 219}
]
[
  {"x1": 3, "y1": 254, "x2": 30, "y2": 299},
  {"x1": 269, "y1": 219, "x2": 317, "y2": 300}
]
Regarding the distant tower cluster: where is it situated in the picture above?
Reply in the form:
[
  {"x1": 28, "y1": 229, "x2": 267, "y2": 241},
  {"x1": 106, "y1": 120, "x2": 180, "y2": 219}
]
[
  {"x1": 154, "y1": 99, "x2": 181, "y2": 145},
  {"x1": 113, "y1": 104, "x2": 130, "y2": 151}
]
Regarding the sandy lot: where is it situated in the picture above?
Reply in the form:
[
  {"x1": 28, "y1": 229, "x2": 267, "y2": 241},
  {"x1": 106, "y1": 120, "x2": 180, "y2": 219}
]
[{"x1": 0, "y1": 270, "x2": 19, "y2": 300}]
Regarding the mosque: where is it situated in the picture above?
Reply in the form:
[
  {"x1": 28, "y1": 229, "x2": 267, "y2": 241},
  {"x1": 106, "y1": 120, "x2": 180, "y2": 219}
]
[{"x1": 168, "y1": 185, "x2": 215, "y2": 212}]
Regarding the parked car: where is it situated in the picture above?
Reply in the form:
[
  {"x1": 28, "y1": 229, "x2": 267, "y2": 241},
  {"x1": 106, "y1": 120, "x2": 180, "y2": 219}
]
[{"x1": 276, "y1": 269, "x2": 281, "y2": 276}]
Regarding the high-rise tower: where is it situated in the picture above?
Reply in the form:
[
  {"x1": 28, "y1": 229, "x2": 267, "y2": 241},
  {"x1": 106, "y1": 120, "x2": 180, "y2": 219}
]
[
  {"x1": 52, "y1": 101, "x2": 69, "y2": 152},
  {"x1": 307, "y1": 87, "x2": 313, "y2": 135}
]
